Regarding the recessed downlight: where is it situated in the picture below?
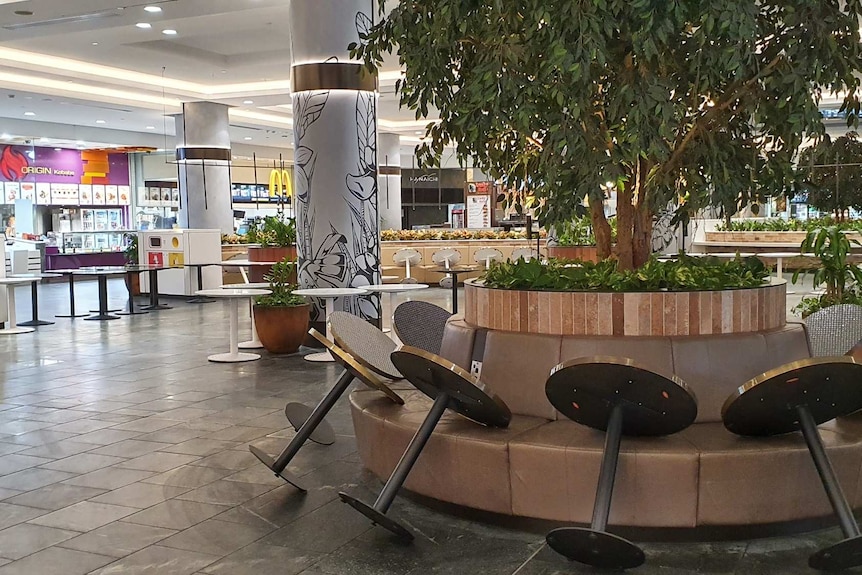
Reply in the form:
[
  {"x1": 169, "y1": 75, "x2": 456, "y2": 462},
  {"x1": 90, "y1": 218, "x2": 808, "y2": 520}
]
[
  {"x1": 145, "y1": 126, "x2": 156, "y2": 130},
  {"x1": 135, "y1": 22, "x2": 152, "y2": 29},
  {"x1": 162, "y1": 29, "x2": 177, "y2": 35},
  {"x1": 91, "y1": 42, "x2": 99, "y2": 46},
  {"x1": 144, "y1": 6, "x2": 162, "y2": 13},
  {"x1": 95, "y1": 119, "x2": 106, "y2": 124},
  {"x1": 23, "y1": 111, "x2": 35, "y2": 116},
  {"x1": 243, "y1": 100, "x2": 254, "y2": 105},
  {"x1": 244, "y1": 137, "x2": 252, "y2": 141}
]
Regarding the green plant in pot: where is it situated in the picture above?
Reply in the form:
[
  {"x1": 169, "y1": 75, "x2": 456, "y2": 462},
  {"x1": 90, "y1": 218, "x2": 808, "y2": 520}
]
[
  {"x1": 792, "y1": 226, "x2": 862, "y2": 317},
  {"x1": 352, "y1": 1, "x2": 862, "y2": 271},
  {"x1": 246, "y1": 214, "x2": 297, "y2": 283},
  {"x1": 252, "y1": 258, "x2": 310, "y2": 354},
  {"x1": 123, "y1": 233, "x2": 141, "y2": 295}
]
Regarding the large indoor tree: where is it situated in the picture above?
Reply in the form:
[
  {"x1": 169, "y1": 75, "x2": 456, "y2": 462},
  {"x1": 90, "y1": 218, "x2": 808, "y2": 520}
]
[
  {"x1": 798, "y1": 133, "x2": 862, "y2": 220},
  {"x1": 354, "y1": 0, "x2": 862, "y2": 268}
]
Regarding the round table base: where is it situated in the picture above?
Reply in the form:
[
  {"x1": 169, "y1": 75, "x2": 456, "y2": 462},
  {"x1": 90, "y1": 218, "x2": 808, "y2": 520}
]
[
  {"x1": 304, "y1": 351, "x2": 335, "y2": 363},
  {"x1": 141, "y1": 304, "x2": 172, "y2": 311},
  {"x1": 84, "y1": 314, "x2": 121, "y2": 321},
  {"x1": 546, "y1": 527, "x2": 645, "y2": 570},
  {"x1": 0, "y1": 326, "x2": 35, "y2": 335},
  {"x1": 117, "y1": 310, "x2": 149, "y2": 316},
  {"x1": 18, "y1": 319, "x2": 54, "y2": 327},
  {"x1": 284, "y1": 402, "x2": 335, "y2": 445},
  {"x1": 238, "y1": 339, "x2": 264, "y2": 350},
  {"x1": 248, "y1": 445, "x2": 308, "y2": 491},
  {"x1": 207, "y1": 352, "x2": 260, "y2": 363},
  {"x1": 55, "y1": 313, "x2": 88, "y2": 319},
  {"x1": 809, "y1": 536, "x2": 862, "y2": 571},
  {"x1": 339, "y1": 493, "x2": 413, "y2": 542}
]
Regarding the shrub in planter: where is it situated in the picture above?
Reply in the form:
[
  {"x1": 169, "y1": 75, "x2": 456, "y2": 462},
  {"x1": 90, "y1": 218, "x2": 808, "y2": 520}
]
[
  {"x1": 792, "y1": 226, "x2": 862, "y2": 317},
  {"x1": 253, "y1": 259, "x2": 309, "y2": 354},
  {"x1": 246, "y1": 215, "x2": 297, "y2": 282}
]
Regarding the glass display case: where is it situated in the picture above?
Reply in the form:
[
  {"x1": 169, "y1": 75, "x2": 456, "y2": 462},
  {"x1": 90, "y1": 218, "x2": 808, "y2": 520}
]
[{"x1": 58, "y1": 230, "x2": 134, "y2": 254}]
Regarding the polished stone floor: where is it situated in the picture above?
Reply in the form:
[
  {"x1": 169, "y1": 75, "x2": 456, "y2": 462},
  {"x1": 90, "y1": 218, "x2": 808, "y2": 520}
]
[{"x1": 0, "y1": 276, "x2": 841, "y2": 574}]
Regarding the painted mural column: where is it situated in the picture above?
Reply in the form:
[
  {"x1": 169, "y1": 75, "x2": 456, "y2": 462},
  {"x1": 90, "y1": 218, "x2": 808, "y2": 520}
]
[
  {"x1": 290, "y1": 0, "x2": 381, "y2": 327},
  {"x1": 378, "y1": 133, "x2": 402, "y2": 230},
  {"x1": 175, "y1": 101, "x2": 234, "y2": 233}
]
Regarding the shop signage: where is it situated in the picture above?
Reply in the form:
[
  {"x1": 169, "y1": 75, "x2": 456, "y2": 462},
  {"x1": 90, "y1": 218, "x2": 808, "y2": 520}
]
[
  {"x1": 0, "y1": 145, "x2": 129, "y2": 186},
  {"x1": 268, "y1": 169, "x2": 293, "y2": 199},
  {"x1": 402, "y1": 168, "x2": 466, "y2": 189}
]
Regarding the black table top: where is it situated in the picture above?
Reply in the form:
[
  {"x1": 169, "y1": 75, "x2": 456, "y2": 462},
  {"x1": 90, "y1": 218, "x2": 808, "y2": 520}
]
[
  {"x1": 329, "y1": 311, "x2": 401, "y2": 380},
  {"x1": 722, "y1": 357, "x2": 862, "y2": 437},
  {"x1": 391, "y1": 346, "x2": 511, "y2": 428},
  {"x1": 546, "y1": 356, "x2": 698, "y2": 437},
  {"x1": 310, "y1": 329, "x2": 403, "y2": 405},
  {"x1": 429, "y1": 265, "x2": 478, "y2": 273}
]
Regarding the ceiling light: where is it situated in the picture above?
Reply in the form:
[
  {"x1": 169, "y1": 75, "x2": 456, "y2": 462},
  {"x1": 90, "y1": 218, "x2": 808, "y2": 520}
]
[
  {"x1": 91, "y1": 42, "x2": 99, "y2": 46},
  {"x1": 135, "y1": 22, "x2": 151, "y2": 29},
  {"x1": 244, "y1": 137, "x2": 252, "y2": 140},
  {"x1": 54, "y1": 148, "x2": 61, "y2": 152},
  {"x1": 23, "y1": 111, "x2": 35, "y2": 116},
  {"x1": 144, "y1": 5, "x2": 162, "y2": 13},
  {"x1": 242, "y1": 100, "x2": 253, "y2": 105},
  {"x1": 95, "y1": 119, "x2": 106, "y2": 124},
  {"x1": 75, "y1": 140, "x2": 85, "y2": 145},
  {"x1": 162, "y1": 29, "x2": 177, "y2": 35},
  {"x1": 145, "y1": 126, "x2": 155, "y2": 130},
  {"x1": 0, "y1": 134, "x2": 10, "y2": 140}
]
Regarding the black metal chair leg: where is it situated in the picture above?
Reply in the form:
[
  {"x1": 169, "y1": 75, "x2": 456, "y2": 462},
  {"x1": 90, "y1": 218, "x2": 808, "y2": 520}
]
[
  {"x1": 249, "y1": 370, "x2": 354, "y2": 491},
  {"x1": 799, "y1": 405, "x2": 862, "y2": 571},
  {"x1": 339, "y1": 391, "x2": 450, "y2": 542},
  {"x1": 546, "y1": 404, "x2": 645, "y2": 570}
]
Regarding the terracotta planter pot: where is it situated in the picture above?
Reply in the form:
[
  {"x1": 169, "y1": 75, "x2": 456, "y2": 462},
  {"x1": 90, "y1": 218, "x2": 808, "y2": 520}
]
[
  {"x1": 252, "y1": 303, "x2": 310, "y2": 354},
  {"x1": 248, "y1": 246, "x2": 297, "y2": 282},
  {"x1": 124, "y1": 272, "x2": 141, "y2": 296},
  {"x1": 547, "y1": 245, "x2": 600, "y2": 262}
]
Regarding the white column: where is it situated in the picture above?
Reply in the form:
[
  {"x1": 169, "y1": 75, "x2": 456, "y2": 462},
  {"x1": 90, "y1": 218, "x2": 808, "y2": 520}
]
[
  {"x1": 176, "y1": 102, "x2": 234, "y2": 233},
  {"x1": 378, "y1": 133, "x2": 402, "y2": 230},
  {"x1": 290, "y1": 0, "x2": 381, "y2": 325}
]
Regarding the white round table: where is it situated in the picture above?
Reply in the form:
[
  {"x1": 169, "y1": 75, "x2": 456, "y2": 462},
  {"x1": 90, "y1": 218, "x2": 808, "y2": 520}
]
[
  {"x1": 291, "y1": 287, "x2": 368, "y2": 362},
  {"x1": 196, "y1": 288, "x2": 271, "y2": 363},
  {"x1": 220, "y1": 282, "x2": 269, "y2": 350},
  {"x1": 362, "y1": 283, "x2": 429, "y2": 334},
  {"x1": 0, "y1": 277, "x2": 39, "y2": 334}
]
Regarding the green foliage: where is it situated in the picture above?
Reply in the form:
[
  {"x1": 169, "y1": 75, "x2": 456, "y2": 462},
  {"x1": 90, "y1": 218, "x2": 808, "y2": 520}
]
[
  {"x1": 716, "y1": 217, "x2": 862, "y2": 232},
  {"x1": 123, "y1": 233, "x2": 138, "y2": 265},
  {"x1": 352, "y1": 1, "x2": 862, "y2": 268},
  {"x1": 797, "y1": 133, "x2": 862, "y2": 216},
  {"x1": 555, "y1": 216, "x2": 595, "y2": 246},
  {"x1": 255, "y1": 259, "x2": 306, "y2": 308},
  {"x1": 246, "y1": 215, "x2": 296, "y2": 248},
  {"x1": 792, "y1": 226, "x2": 862, "y2": 302},
  {"x1": 792, "y1": 290, "x2": 862, "y2": 318},
  {"x1": 482, "y1": 253, "x2": 769, "y2": 292}
]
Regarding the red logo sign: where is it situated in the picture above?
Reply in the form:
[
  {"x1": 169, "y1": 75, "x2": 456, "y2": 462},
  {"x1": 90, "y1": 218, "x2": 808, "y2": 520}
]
[{"x1": 0, "y1": 147, "x2": 28, "y2": 181}]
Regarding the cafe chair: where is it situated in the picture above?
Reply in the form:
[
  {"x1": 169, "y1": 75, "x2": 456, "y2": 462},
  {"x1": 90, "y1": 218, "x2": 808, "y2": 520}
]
[
  {"x1": 393, "y1": 300, "x2": 452, "y2": 355},
  {"x1": 805, "y1": 304, "x2": 862, "y2": 357}
]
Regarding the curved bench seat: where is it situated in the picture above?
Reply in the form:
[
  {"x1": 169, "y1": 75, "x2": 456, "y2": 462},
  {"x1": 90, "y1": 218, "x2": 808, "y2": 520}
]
[{"x1": 350, "y1": 390, "x2": 862, "y2": 528}]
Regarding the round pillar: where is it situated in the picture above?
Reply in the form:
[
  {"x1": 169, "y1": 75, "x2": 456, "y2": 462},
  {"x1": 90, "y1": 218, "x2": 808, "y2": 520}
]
[
  {"x1": 291, "y1": 0, "x2": 381, "y2": 326},
  {"x1": 378, "y1": 133, "x2": 402, "y2": 230},
  {"x1": 175, "y1": 102, "x2": 234, "y2": 233}
]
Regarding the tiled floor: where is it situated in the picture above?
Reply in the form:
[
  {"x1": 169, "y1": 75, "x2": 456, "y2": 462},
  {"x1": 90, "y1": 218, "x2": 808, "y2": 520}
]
[{"x1": 0, "y1": 277, "x2": 842, "y2": 574}]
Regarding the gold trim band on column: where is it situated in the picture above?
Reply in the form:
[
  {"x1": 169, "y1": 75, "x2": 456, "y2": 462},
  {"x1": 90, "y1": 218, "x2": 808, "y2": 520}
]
[
  {"x1": 292, "y1": 62, "x2": 377, "y2": 92},
  {"x1": 379, "y1": 166, "x2": 401, "y2": 175}
]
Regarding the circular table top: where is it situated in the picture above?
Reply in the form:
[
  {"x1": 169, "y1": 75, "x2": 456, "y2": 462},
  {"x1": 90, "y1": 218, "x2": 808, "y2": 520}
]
[
  {"x1": 362, "y1": 283, "x2": 429, "y2": 294},
  {"x1": 195, "y1": 288, "x2": 271, "y2": 298},
  {"x1": 429, "y1": 265, "x2": 478, "y2": 273},
  {"x1": 391, "y1": 346, "x2": 511, "y2": 428},
  {"x1": 219, "y1": 259, "x2": 277, "y2": 267},
  {"x1": 754, "y1": 252, "x2": 805, "y2": 258},
  {"x1": 309, "y1": 328, "x2": 403, "y2": 404},
  {"x1": 64, "y1": 267, "x2": 129, "y2": 276},
  {"x1": 123, "y1": 264, "x2": 172, "y2": 272},
  {"x1": 722, "y1": 357, "x2": 862, "y2": 437},
  {"x1": 0, "y1": 276, "x2": 40, "y2": 285},
  {"x1": 292, "y1": 287, "x2": 367, "y2": 298},
  {"x1": 220, "y1": 283, "x2": 269, "y2": 290},
  {"x1": 184, "y1": 262, "x2": 221, "y2": 267},
  {"x1": 9, "y1": 273, "x2": 62, "y2": 280},
  {"x1": 328, "y1": 311, "x2": 401, "y2": 380},
  {"x1": 546, "y1": 356, "x2": 698, "y2": 437}
]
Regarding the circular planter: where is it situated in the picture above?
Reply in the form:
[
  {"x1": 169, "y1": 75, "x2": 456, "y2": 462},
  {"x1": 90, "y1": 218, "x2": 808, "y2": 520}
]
[
  {"x1": 248, "y1": 246, "x2": 297, "y2": 283},
  {"x1": 547, "y1": 245, "x2": 600, "y2": 262},
  {"x1": 464, "y1": 279, "x2": 786, "y2": 336},
  {"x1": 252, "y1": 303, "x2": 310, "y2": 354}
]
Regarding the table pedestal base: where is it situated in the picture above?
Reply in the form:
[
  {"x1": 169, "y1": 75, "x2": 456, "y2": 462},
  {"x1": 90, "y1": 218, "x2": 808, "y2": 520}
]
[
  {"x1": 207, "y1": 352, "x2": 260, "y2": 363},
  {"x1": 85, "y1": 314, "x2": 121, "y2": 321},
  {"x1": 238, "y1": 340, "x2": 264, "y2": 350},
  {"x1": 304, "y1": 351, "x2": 334, "y2": 363},
  {"x1": 18, "y1": 319, "x2": 53, "y2": 327},
  {"x1": 0, "y1": 326, "x2": 35, "y2": 335},
  {"x1": 284, "y1": 402, "x2": 336, "y2": 445}
]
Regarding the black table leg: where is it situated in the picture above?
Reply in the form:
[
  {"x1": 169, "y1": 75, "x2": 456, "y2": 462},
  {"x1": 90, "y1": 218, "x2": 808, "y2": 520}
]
[
  {"x1": 545, "y1": 404, "x2": 645, "y2": 569},
  {"x1": 249, "y1": 370, "x2": 354, "y2": 491},
  {"x1": 339, "y1": 391, "x2": 450, "y2": 542},
  {"x1": 55, "y1": 274, "x2": 87, "y2": 319},
  {"x1": 801, "y1": 405, "x2": 862, "y2": 570},
  {"x1": 141, "y1": 269, "x2": 171, "y2": 311},
  {"x1": 118, "y1": 272, "x2": 148, "y2": 316},
  {"x1": 19, "y1": 281, "x2": 53, "y2": 327},
  {"x1": 85, "y1": 275, "x2": 121, "y2": 321},
  {"x1": 451, "y1": 271, "x2": 459, "y2": 314},
  {"x1": 187, "y1": 265, "x2": 215, "y2": 304}
]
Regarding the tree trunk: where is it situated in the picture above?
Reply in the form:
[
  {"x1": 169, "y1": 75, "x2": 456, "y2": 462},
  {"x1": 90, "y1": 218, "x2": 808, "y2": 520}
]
[
  {"x1": 633, "y1": 196, "x2": 653, "y2": 268},
  {"x1": 589, "y1": 197, "x2": 613, "y2": 260},
  {"x1": 615, "y1": 179, "x2": 635, "y2": 270}
]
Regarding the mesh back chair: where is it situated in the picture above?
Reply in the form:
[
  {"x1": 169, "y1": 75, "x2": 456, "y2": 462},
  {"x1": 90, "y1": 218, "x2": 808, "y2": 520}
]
[
  {"x1": 473, "y1": 247, "x2": 504, "y2": 269},
  {"x1": 806, "y1": 304, "x2": 862, "y2": 357},
  {"x1": 511, "y1": 247, "x2": 538, "y2": 261},
  {"x1": 393, "y1": 248, "x2": 422, "y2": 284},
  {"x1": 393, "y1": 300, "x2": 453, "y2": 355}
]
